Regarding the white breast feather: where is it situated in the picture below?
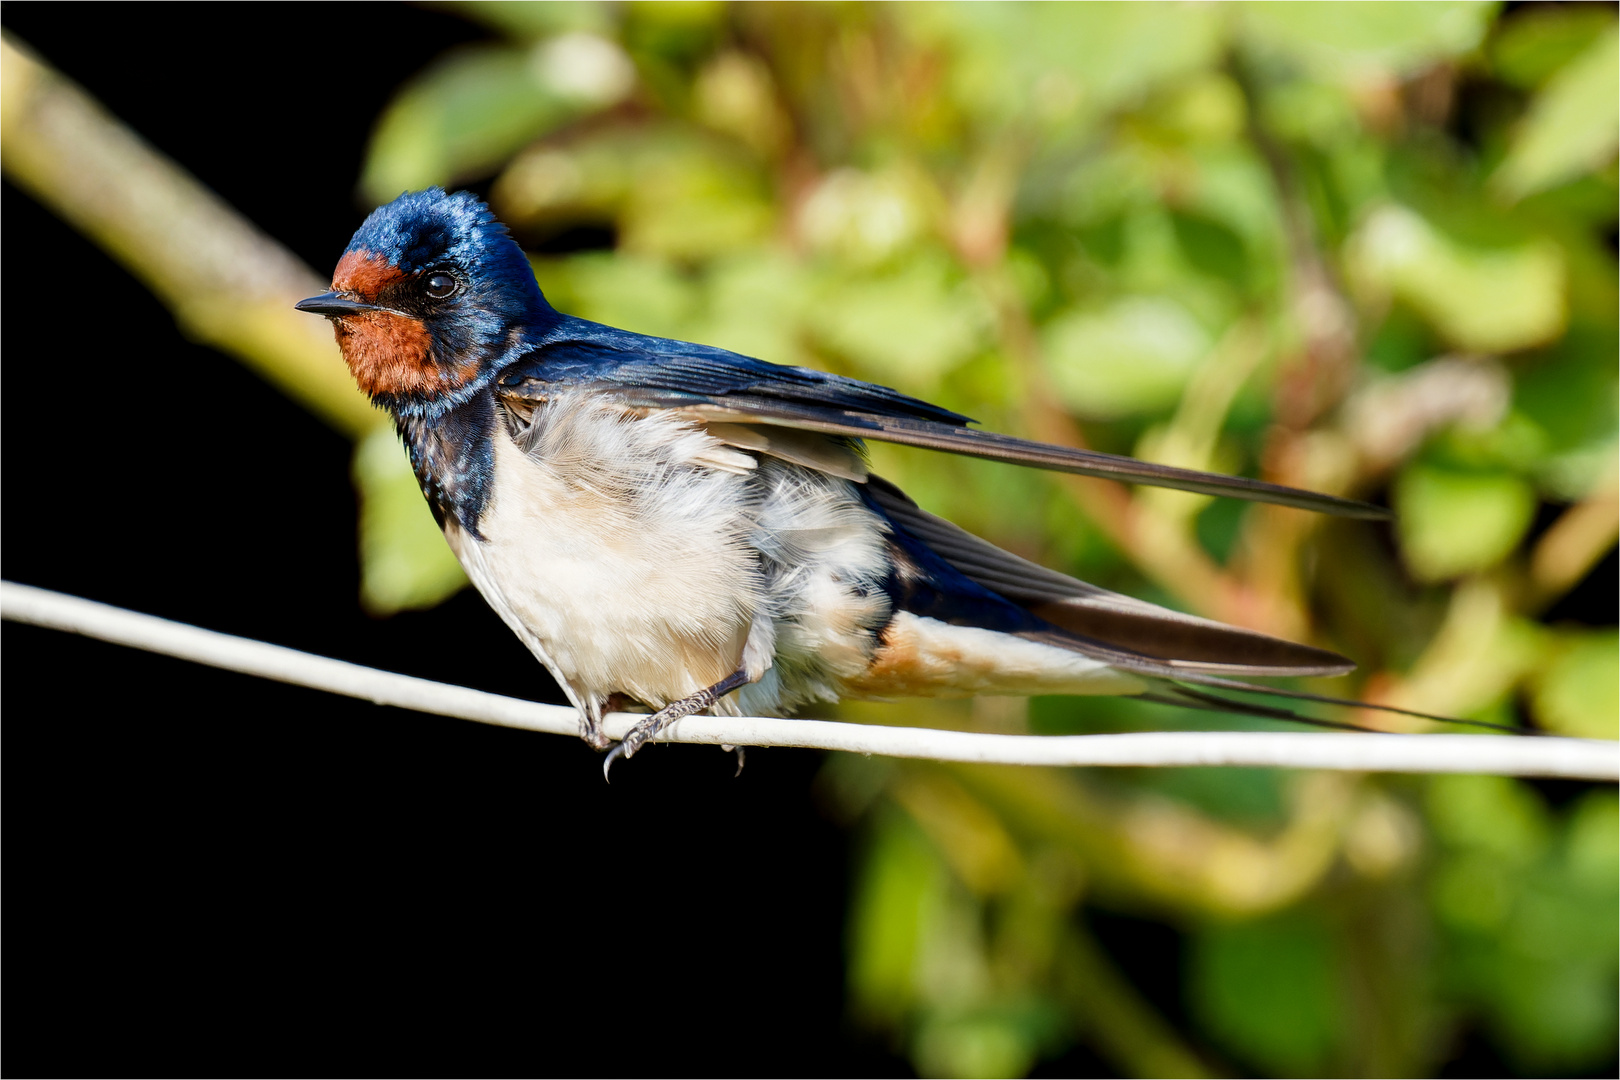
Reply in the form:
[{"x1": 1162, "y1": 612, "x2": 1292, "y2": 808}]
[
  {"x1": 450, "y1": 395, "x2": 762, "y2": 711},
  {"x1": 447, "y1": 394, "x2": 893, "y2": 719}
]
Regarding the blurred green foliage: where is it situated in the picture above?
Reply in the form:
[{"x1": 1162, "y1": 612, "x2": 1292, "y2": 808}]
[{"x1": 347, "y1": 2, "x2": 1617, "y2": 1074}]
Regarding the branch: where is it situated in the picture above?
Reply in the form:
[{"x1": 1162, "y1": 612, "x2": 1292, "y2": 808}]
[
  {"x1": 3, "y1": 582, "x2": 1615, "y2": 780},
  {"x1": 0, "y1": 34, "x2": 376, "y2": 438}
]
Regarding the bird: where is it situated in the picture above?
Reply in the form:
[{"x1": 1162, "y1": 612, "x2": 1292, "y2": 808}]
[{"x1": 295, "y1": 188, "x2": 1462, "y2": 776}]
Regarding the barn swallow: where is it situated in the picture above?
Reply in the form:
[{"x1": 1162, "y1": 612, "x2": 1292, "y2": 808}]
[{"x1": 296, "y1": 189, "x2": 1455, "y2": 776}]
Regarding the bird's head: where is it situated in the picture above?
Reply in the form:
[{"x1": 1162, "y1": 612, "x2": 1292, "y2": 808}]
[{"x1": 297, "y1": 188, "x2": 557, "y2": 418}]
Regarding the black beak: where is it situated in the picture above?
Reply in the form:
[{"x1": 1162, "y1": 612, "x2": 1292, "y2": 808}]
[{"x1": 295, "y1": 292, "x2": 378, "y2": 317}]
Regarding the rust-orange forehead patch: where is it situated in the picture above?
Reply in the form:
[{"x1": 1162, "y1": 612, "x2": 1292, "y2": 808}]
[{"x1": 332, "y1": 247, "x2": 405, "y2": 299}]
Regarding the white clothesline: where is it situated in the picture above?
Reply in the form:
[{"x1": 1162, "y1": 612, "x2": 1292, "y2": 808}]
[{"x1": 2, "y1": 581, "x2": 1615, "y2": 781}]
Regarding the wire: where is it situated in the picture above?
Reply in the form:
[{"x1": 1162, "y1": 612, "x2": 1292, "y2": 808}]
[{"x1": 3, "y1": 582, "x2": 1614, "y2": 781}]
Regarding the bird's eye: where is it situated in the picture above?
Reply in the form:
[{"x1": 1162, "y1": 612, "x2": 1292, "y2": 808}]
[{"x1": 424, "y1": 272, "x2": 458, "y2": 299}]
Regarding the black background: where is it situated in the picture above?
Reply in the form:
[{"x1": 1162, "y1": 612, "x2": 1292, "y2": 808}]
[{"x1": 1, "y1": 7, "x2": 906, "y2": 1075}]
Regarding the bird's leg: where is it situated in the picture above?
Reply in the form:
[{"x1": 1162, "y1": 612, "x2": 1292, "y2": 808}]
[
  {"x1": 602, "y1": 669, "x2": 751, "y2": 780},
  {"x1": 579, "y1": 696, "x2": 611, "y2": 751}
]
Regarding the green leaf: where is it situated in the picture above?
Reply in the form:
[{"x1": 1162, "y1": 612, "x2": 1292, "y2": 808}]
[
  {"x1": 1426, "y1": 775, "x2": 1551, "y2": 862},
  {"x1": 1565, "y1": 792, "x2": 1620, "y2": 890},
  {"x1": 903, "y1": 2, "x2": 1226, "y2": 129},
  {"x1": 1494, "y1": 22, "x2": 1619, "y2": 200},
  {"x1": 1158, "y1": 73, "x2": 1248, "y2": 145},
  {"x1": 1394, "y1": 463, "x2": 1537, "y2": 581},
  {"x1": 1348, "y1": 205, "x2": 1567, "y2": 353},
  {"x1": 451, "y1": 1, "x2": 617, "y2": 39},
  {"x1": 1043, "y1": 296, "x2": 1212, "y2": 418},
  {"x1": 1489, "y1": 959, "x2": 1620, "y2": 1073},
  {"x1": 540, "y1": 250, "x2": 700, "y2": 338},
  {"x1": 1184, "y1": 145, "x2": 1290, "y2": 264},
  {"x1": 352, "y1": 426, "x2": 468, "y2": 615},
  {"x1": 1431, "y1": 783, "x2": 1619, "y2": 1072},
  {"x1": 1492, "y1": 5, "x2": 1617, "y2": 89},
  {"x1": 689, "y1": 250, "x2": 812, "y2": 365},
  {"x1": 618, "y1": 140, "x2": 775, "y2": 259},
  {"x1": 798, "y1": 166, "x2": 938, "y2": 267},
  {"x1": 913, "y1": 1013, "x2": 1042, "y2": 1080},
  {"x1": 1239, "y1": 1, "x2": 1493, "y2": 80},
  {"x1": 1170, "y1": 210, "x2": 1251, "y2": 289},
  {"x1": 496, "y1": 124, "x2": 775, "y2": 260},
  {"x1": 1127, "y1": 767, "x2": 1288, "y2": 828},
  {"x1": 1479, "y1": 867, "x2": 1620, "y2": 1071},
  {"x1": 360, "y1": 37, "x2": 633, "y2": 203},
  {"x1": 1530, "y1": 631, "x2": 1620, "y2": 739},
  {"x1": 1188, "y1": 915, "x2": 1344, "y2": 1075},
  {"x1": 1512, "y1": 323, "x2": 1620, "y2": 497},
  {"x1": 847, "y1": 811, "x2": 947, "y2": 1027},
  {"x1": 813, "y1": 254, "x2": 994, "y2": 390},
  {"x1": 1431, "y1": 851, "x2": 1518, "y2": 932}
]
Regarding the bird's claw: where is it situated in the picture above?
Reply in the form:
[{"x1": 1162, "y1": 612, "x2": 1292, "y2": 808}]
[
  {"x1": 599, "y1": 712, "x2": 664, "y2": 782},
  {"x1": 602, "y1": 741, "x2": 627, "y2": 782}
]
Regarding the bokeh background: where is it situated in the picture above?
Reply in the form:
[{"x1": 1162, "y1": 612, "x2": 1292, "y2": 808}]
[{"x1": 2, "y1": 3, "x2": 1615, "y2": 1076}]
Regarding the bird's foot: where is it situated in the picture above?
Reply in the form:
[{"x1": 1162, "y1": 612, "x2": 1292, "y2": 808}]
[
  {"x1": 601, "y1": 671, "x2": 750, "y2": 782},
  {"x1": 601, "y1": 697, "x2": 705, "y2": 781}
]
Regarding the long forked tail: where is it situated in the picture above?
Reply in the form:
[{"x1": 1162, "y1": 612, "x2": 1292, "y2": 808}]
[
  {"x1": 861, "y1": 478, "x2": 1534, "y2": 738},
  {"x1": 1144, "y1": 676, "x2": 1535, "y2": 736}
]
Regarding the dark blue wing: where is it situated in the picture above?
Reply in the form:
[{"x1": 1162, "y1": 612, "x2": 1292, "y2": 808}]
[
  {"x1": 497, "y1": 316, "x2": 1389, "y2": 520},
  {"x1": 504, "y1": 316, "x2": 969, "y2": 425}
]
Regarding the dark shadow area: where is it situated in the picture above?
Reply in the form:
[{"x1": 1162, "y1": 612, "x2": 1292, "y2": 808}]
[
  {"x1": 527, "y1": 222, "x2": 621, "y2": 256},
  {"x1": 1085, "y1": 908, "x2": 1192, "y2": 1034},
  {"x1": 1543, "y1": 545, "x2": 1620, "y2": 627}
]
